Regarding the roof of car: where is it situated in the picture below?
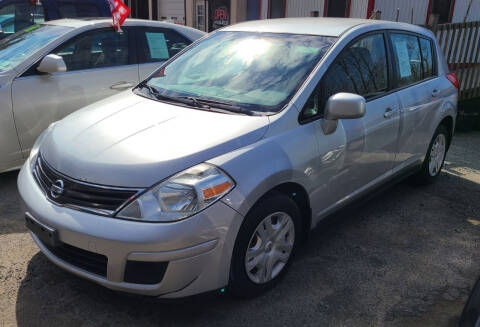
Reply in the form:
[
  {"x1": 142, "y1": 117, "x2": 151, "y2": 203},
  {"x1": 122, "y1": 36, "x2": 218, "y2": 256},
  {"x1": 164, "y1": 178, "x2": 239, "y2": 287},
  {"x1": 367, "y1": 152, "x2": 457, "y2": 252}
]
[
  {"x1": 45, "y1": 17, "x2": 187, "y2": 29},
  {"x1": 222, "y1": 17, "x2": 401, "y2": 37},
  {"x1": 44, "y1": 18, "x2": 206, "y2": 40}
]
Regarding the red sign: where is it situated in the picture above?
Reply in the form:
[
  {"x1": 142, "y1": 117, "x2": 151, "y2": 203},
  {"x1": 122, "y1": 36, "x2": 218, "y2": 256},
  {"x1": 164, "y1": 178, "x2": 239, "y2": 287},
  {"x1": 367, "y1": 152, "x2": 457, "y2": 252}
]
[
  {"x1": 214, "y1": 8, "x2": 228, "y2": 20},
  {"x1": 107, "y1": 0, "x2": 131, "y2": 32}
]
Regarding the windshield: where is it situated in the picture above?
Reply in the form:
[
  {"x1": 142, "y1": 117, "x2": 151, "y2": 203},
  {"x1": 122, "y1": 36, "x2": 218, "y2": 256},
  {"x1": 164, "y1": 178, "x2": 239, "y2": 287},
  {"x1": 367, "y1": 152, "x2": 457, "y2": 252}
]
[
  {"x1": 144, "y1": 31, "x2": 337, "y2": 114},
  {"x1": 0, "y1": 24, "x2": 72, "y2": 72}
]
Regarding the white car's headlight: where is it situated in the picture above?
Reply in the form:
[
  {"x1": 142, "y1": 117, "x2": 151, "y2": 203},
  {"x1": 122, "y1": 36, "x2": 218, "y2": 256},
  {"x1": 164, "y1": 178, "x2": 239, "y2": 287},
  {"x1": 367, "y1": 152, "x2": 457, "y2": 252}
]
[
  {"x1": 116, "y1": 163, "x2": 235, "y2": 222},
  {"x1": 29, "y1": 122, "x2": 58, "y2": 169}
]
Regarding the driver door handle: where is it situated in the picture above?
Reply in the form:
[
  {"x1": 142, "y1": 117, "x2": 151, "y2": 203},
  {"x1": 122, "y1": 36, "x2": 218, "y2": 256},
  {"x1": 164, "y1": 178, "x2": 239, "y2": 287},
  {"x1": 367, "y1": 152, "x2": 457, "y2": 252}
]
[
  {"x1": 431, "y1": 89, "x2": 440, "y2": 98},
  {"x1": 384, "y1": 107, "x2": 395, "y2": 118},
  {"x1": 110, "y1": 81, "x2": 135, "y2": 90}
]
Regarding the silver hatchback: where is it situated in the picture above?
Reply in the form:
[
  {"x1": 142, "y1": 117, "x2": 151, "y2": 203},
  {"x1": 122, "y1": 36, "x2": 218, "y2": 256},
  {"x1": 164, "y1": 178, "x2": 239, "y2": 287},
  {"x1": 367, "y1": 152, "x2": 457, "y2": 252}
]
[{"x1": 18, "y1": 18, "x2": 458, "y2": 298}]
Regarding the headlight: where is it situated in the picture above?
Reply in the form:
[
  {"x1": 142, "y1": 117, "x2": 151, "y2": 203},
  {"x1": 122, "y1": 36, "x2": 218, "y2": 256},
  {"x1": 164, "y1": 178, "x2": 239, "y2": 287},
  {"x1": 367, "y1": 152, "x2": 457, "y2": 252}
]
[
  {"x1": 117, "y1": 163, "x2": 235, "y2": 222},
  {"x1": 29, "y1": 121, "x2": 58, "y2": 169}
]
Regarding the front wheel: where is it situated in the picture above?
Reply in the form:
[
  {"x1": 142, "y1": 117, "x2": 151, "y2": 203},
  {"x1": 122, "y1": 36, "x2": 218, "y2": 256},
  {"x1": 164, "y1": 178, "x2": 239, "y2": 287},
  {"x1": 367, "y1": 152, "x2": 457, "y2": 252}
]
[
  {"x1": 228, "y1": 192, "x2": 302, "y2": 298},
  {"x1": 414, "y1": 124, "x2": 449, "y2": 184}
]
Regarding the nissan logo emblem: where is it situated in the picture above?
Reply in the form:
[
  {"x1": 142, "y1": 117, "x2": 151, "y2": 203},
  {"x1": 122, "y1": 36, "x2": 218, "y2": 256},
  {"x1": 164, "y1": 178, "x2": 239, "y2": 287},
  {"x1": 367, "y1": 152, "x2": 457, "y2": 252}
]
[{"x1": 50, "y1": 179, "x2": 65, "y2": 199}]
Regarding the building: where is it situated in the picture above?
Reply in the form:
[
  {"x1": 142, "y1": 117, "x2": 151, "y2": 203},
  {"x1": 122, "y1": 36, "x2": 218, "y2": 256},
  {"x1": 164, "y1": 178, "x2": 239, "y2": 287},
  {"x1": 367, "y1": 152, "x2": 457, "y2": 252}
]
[{"x1": 126, "y1": 0, "x2": 480, "y2": 31}]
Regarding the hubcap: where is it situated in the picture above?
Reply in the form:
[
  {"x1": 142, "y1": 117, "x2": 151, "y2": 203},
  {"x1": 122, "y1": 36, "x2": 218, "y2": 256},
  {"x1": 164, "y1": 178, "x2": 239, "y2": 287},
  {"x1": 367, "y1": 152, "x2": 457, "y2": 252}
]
[
  {"x1": 245, "y1": 212, "x2": 295, "y2": 284},
  {"x1": 429, "y1": 133, "x2": 446, "y2": 177}
]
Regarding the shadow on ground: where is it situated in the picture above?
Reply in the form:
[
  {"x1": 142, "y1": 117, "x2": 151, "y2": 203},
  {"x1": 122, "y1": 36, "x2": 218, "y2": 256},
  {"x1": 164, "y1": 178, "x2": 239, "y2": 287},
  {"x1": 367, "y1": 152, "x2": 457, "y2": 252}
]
[
  {"x1": 15, "y1": 170, "x2": 480, "y2": 327},
  {"x1": 0, "y1": 171, "x2": 26, "y2": 235}
]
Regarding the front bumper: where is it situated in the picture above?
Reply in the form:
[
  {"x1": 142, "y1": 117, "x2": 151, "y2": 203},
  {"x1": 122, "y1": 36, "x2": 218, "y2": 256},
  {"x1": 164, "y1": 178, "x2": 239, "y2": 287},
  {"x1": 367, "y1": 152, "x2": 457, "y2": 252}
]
[{"x1": 18, "y1": 163, "x2": 244, "y2": 298}]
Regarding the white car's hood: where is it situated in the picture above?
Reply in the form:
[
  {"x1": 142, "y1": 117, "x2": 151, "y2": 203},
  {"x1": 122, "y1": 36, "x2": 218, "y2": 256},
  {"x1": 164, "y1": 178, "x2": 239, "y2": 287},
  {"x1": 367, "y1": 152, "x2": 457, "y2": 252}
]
[{"x1": 41, "y1": 92, "x2": 269, "y2": 187}]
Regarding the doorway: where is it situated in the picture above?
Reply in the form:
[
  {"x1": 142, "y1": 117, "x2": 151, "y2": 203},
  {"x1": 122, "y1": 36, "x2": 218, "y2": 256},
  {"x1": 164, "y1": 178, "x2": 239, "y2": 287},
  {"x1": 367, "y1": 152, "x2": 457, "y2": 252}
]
[
  {"x1": 129, "y1": 0, "x2": 149, "y2": 19},
  {"x1": 326, "y1": 0, "x2": 347, "y2": 17}
]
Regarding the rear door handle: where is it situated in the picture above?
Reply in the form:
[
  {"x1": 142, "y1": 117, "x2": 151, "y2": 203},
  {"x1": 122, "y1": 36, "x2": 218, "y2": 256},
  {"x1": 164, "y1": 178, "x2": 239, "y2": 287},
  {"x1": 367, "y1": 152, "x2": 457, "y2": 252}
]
[
  {"x1": 110, "y1": 81, "x2": 135, "y2": 90},
  {"x1": 431, "y1": 89, "x2": 440, "y2": 98},
  {"x1": 384, "y1": 107, "x2": 395, "y2": 118}
]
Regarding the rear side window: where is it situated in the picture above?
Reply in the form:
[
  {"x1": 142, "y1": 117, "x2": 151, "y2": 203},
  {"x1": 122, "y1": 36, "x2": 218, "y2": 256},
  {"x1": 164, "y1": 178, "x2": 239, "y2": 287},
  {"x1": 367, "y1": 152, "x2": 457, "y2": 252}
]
[
  {"x1": 137, "y1": 28, "x2": 191, "y2": 64},
  {"x1": 54, "y1": 29, "x2": 129, "y2": 71},
  {"x1": 390, "y1": 33, "x2": 423, "y2": 87},
  {"x1": 419, "y1": 37, "x2": 434, "y2": 78},
  {"x1": 300, "y1": 33, "x2": 388, "y2": 121}
]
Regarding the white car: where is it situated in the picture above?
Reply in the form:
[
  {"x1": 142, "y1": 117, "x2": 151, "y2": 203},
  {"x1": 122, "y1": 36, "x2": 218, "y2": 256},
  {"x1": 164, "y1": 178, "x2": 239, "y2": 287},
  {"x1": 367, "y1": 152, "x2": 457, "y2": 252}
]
[{"x1": 0, "y1": 18, "x2": 205, "y2": 173}]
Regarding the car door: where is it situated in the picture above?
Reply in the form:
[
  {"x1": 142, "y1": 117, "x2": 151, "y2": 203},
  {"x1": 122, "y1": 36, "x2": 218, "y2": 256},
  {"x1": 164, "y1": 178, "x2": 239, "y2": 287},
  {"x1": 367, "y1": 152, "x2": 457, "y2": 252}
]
[
  {"x1": 299, "y1": 32, "x2": 401, "y2": 208},
  {"x1": 136, "y1": 27, "x2": 192, "y2": 80},
  {"x1": 11, "y1": 27, "x2": 139, "y2": 156},
  {"x1": 388, "y1": 32, "x2": 444, "y2": 166}
]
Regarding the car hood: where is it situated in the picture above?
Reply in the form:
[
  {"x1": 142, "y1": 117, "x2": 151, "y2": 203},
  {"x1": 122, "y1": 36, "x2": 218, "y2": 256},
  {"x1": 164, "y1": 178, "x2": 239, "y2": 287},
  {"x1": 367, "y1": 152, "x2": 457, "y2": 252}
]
[{"x1": 40, "y1": 92, "x2": 269, "y2": 188}]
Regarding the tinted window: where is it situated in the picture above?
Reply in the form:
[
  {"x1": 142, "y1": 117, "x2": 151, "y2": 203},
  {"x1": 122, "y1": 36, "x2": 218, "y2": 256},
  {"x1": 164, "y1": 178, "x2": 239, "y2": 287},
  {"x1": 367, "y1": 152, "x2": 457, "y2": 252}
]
[
  {"x1": 0, "y1": 3, "x2": 44, "y2": 36},
  {"x1": 55, "y1": 29, "x2": 129, "y2": 71},
  {"x1": 144, "y1": 31, "x2": 336, "y2": 114},
  {"x1": 419, "y1": 37, "x2": 434, "y2": 78},
  {"x1": 300, "y1": 33, "x2": 388, "y2": 121},
  {"x1": 138, "y1": 29, "x2": 191, "y2": 64},
  {"x1": 391, "y1": 33, "x2": 422, "y2": 87}
]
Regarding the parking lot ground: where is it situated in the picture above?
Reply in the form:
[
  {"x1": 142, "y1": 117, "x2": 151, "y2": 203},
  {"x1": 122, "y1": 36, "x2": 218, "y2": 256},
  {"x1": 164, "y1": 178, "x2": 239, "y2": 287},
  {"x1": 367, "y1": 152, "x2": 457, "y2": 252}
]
[{"x1": 1, "y1": 132, "x2": 479, "y2": 327}]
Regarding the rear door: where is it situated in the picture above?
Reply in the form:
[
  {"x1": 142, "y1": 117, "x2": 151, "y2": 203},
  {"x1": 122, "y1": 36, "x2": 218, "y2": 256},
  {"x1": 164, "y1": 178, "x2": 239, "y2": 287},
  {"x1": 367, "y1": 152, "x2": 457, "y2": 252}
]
[
  {"x1": 11, "y1": 27, "x2": 138, "y2": 155},
  {"x1": 136, "y1": 27, "x2": 192, "y2": 80},
  {"x1": 388, "y1": 32, "x2": 443, "y2": 167}
]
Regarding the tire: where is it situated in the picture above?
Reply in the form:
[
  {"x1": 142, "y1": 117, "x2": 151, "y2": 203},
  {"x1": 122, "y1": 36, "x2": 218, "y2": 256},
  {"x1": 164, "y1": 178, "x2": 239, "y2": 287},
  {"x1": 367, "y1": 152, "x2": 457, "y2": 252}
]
[
  {"x1": 413, "y1": 124, "x2": 449, "y2": 185},
  {"x1": 459, "y1": 278, "x2": 480, "y2": 327},
  {"x1": 228, "y1": 192, "x2": 302, "y2": 298}
]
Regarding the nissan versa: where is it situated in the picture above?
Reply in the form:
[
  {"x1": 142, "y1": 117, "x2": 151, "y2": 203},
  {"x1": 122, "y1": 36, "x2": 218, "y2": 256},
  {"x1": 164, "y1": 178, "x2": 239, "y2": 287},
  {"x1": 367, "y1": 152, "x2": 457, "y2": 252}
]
[{"x1": 18, "y1": 18, "x2": 458, "y2": 298}]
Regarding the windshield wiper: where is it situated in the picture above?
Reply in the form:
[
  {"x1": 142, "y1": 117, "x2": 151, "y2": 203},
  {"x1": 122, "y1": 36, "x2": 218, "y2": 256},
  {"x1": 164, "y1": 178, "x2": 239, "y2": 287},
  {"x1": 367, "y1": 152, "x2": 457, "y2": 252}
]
[
  {"x1": 135, "y1": 83, "x2": 201, "y2": 107},
  {"x1": 180, "y1": 97, "x2": 260, "y2": 116}
]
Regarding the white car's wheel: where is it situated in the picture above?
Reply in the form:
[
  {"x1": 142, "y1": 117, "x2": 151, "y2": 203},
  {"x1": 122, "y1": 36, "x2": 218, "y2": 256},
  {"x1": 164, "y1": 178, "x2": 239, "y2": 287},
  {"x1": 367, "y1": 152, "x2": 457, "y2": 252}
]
[
  {"x1": 414, "y1": 124, "x2": 449, "y2": 184},
  {"x1": 229, "y1": 192, "x2": 302, "y2": 298}
]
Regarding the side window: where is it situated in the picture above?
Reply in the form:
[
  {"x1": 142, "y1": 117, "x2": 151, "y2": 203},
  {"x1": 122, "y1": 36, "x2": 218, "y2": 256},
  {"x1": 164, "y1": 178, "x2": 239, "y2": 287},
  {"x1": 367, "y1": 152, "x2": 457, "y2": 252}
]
[
  {"x1": 138, "y1": 28, "x2": 191, "y2": 64},
  {"x1": 300, "y1": 33, "x2": 388, "y2": 122},
  {"x1": 54, "y1": 29, "x2": 129, "y2": 71},
  {"x1": 390, "y1": 33, "x2": 422, "y2": 87},
  {"x1": 419, "y1": 37, "x2": 434, "y2": 79}
]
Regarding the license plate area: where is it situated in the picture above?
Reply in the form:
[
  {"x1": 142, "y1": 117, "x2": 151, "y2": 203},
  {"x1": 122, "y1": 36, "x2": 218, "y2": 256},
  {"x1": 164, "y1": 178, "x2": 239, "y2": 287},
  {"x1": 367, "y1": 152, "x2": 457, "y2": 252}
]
[{"x1": 25, "y1": 213, "x2": 59, "y2": 247}]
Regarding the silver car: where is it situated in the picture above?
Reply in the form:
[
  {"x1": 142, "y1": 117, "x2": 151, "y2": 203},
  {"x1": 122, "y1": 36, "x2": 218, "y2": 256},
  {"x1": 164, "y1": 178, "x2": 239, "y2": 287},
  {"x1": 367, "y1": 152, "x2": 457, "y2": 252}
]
[
  {"x1": 18, "y1": 18, "x2": 458, "y2": 298},
  {"x1": 0, "y1": 18, "x2": 205, "y2": 173}
]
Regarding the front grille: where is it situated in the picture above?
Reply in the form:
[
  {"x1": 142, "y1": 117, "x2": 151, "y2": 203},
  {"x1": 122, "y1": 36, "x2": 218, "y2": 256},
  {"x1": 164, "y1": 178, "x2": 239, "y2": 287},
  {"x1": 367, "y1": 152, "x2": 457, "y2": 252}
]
[
  {"x1": 33, "y1": 154, "x2": 142, "y2": 215},
  {"x1": 42, "y1": 240, "x2": 108, "y2": 277}
]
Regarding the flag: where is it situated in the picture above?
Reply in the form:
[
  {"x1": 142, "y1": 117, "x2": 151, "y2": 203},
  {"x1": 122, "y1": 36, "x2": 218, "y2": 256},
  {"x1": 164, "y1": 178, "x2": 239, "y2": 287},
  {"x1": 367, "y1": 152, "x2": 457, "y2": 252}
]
[{"x1": 107, "y1": 0, "x2": 131, "y2": 32}]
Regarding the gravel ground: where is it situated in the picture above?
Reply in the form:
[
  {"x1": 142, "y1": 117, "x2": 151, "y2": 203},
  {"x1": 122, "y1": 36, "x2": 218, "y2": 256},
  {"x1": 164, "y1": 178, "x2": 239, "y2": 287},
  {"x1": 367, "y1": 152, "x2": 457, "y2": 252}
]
[{"x1": 1, "y1": 132, "x2": 479, "y2": 327}]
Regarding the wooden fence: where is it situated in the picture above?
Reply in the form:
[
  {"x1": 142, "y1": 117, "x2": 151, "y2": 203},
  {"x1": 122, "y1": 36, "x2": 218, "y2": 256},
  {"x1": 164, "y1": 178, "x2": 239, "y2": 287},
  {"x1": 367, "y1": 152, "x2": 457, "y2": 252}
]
[{"x1": 435, "y1": 21, "x2": 480, "y2": 100}]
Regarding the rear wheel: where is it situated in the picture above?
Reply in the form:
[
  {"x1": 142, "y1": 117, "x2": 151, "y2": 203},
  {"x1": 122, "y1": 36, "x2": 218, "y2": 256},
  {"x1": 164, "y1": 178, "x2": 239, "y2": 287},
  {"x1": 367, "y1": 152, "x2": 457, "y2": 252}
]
[
  {"x1": 414, "y1": 124, "x2": 449, "y2": 184},
  {"x1": 228, "y1": 192, "x2": 302, "y2": 298}
]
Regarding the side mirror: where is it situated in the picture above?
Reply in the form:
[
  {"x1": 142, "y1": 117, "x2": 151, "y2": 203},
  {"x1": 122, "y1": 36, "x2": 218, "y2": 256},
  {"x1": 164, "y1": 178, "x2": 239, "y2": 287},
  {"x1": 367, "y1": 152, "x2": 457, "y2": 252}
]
[
  {"x1": 322, "y1": 92, "x2": 366, "y2": 135},
  {"x1": 37, "y1": 54, "x2": 67, "y2": 74}
]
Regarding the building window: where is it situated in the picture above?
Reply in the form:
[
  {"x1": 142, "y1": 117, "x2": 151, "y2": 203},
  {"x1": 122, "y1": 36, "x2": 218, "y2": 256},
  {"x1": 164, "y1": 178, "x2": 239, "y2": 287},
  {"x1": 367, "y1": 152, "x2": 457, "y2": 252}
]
[
  {"x1": 196, "y1": 2, "x2": 206, "y2": 31},
  {"x1": 432, "y1": 0, "x2": 453, "y2": 24},
  {"x1": 269, "y1": 0, "x2": 284, "y2": 18}
]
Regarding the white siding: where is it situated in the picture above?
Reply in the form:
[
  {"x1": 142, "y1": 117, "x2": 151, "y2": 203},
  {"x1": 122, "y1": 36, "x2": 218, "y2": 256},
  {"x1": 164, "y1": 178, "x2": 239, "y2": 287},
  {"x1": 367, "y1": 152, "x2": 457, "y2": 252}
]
[
  {"x1": 452, "y1": 0, "x2": 480, "y2": 23},
  {"x1": 374, "y1": 0, "x2": 429, "y2": 24},
  {"x1": 157, "y1": 0, "x2": 185, "y2": 24},
  {"x1": 285, "y1": 0, "x2": 325, "y2": 18},
  {"x1": 350, "y1": 0, "x2": 368, "y2": 18}
]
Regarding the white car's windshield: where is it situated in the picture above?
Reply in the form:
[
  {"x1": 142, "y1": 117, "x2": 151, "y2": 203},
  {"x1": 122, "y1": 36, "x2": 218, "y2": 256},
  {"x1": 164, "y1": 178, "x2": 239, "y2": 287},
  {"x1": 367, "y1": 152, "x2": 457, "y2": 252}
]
[
  {"x1": 144, "y1": 31, "x2": 337, "y2": 114},
  {"x1": 0, "y1": 24, "x2": 72, "y2": 72}
]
